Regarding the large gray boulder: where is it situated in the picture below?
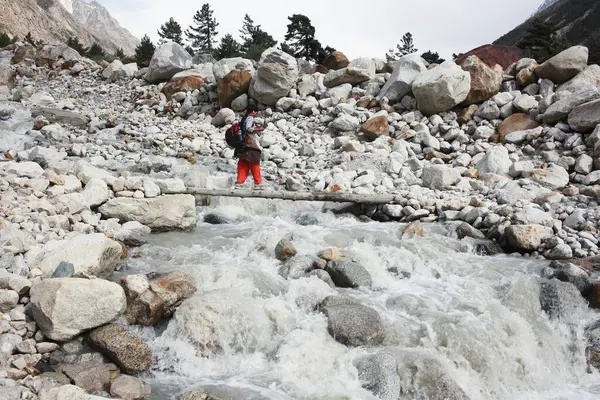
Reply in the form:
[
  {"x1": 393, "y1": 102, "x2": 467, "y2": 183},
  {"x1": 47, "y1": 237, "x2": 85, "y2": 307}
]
[
  {"x1": 146, "y1": 42, "x2": 193, "y2": 83},
  {"x1": 543, "y1": 83, "x2": 600, "y2": 124},
  {"x1": 88, "y1": 324, "x2": 152, "y2": 374},
  {"x1": 212, "y1": 57, "x2": 254, "y2": 83},
  {"x1": 323, "y1": 67, "x2": 372, "y2": 88},
  {"x1": 38, "y1": 384, "x2": 112, "y2": 400},
  {"x1": 347, "y1": 57, "x2": 376, "y2": 79},
  {"x1": 558, "y1": 64, "x2": 600, "y2": 93},
  {"x1": 319, "y1": 296, "x2": 385, "y2": 347},
  {"x1": 248, "y1": 48, "x2": 298, "y2": 105},
  {"x1": 475, "y1": 146, "x2": 512, "y2": 175},
  {"x1": 521, "y1": 164, "x2": 570, "y2": 190},
  {"x1": 376, "y1": 54, "x2": 427, "y2": 103},
  {"x1": 174, "y1": 63, "x2": 216, "y2": 84},
  {"x1": 325, "y1": 259, "x2": 372, "y2": 287},
  {"x1": 98, "y1": 194, "x2": 197, "y2": 231},
  {"x1": 102, "y1": 60, "x2": 137, "y2": 83},
  {"x1": 535, "y1": 45, "x2": 589, "y2": 84},
  {"x1": 30, "y1": 278, "x2": 126, "y2": 341},
  {"x1": 355, "y1": 353, "x2": 400, "y2": 400},
  {"x1": 29, "y1": 233, "x2": 122, "y2": 278},
  {"x1": 412, "y1": 61, "x2": 471, "y2": 116},
  {"x1": 568, "y1": 99, "x2": 600, "y2": 132}
]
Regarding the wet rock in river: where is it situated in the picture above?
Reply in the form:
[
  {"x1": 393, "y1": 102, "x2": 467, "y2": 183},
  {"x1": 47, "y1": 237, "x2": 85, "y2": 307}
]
[
  {"x1": 275, "y1": 238, "x2": 297, "y2": 262},
  {"x1": 122, "y1": 270, "x2": 196, "y2": 326},
  {"x1": 109, "y1": 375, "x2": 151, "y2": 400},
  {"x1": 319, "y1": 296, "x2": 385, "y2": 347},
  {"x1": 548, "y1": 260, "x2": 593, "y2": 296},
  {"x1": 325, "y1": 259, "x2": 372, "y2": 288},
  {"x1": 539, "y1": 278, "x2": 587, "y2": 320},
  {"x1": 355, "y1": 352, "x2": 400, "y2": 400},
  {"x1": 203, "y1": 212, "x2": 231, "y2": 224},
  {"x1": 87, "y1": 323, "x2": 152, "y2": 374},
  {"x1": 178, "y1": 389, "x2": 223, "y2": 400}
]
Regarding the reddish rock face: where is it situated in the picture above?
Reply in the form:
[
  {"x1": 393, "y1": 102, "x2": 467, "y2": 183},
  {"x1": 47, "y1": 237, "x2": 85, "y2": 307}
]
[
  {"x1": 360, "y1": 116, "x2": 389, "y2": 141},
  {"x1": 218, "y1": 69, "x2": 251, "y2": 108},
  {"x1": 161, "y1": 76, "x2": 204, "y2": 100},
  {"x1": 323, "y1": 51, "x2": 349, "y2": 71},
  {"x1": 497, "y1": 113, "x2": 540, "y2": 143},
  {"x1": 455, "y1": 44, "x2": 523, "y2": 70}
]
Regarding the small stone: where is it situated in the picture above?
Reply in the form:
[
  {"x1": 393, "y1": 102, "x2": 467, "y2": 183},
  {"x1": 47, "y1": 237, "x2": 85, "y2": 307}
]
[
  {"x1": 319, "y1": 248, "x2": 341, "y2": 262},
  {"x1": 275, "y1": 238, "x2": 297, "y2": 262}
]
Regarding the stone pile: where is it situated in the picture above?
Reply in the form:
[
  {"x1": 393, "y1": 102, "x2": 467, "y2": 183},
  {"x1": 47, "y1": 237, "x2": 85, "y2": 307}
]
[{"x1": 2, "y1": 37, "x2": 600, "y2": 398}]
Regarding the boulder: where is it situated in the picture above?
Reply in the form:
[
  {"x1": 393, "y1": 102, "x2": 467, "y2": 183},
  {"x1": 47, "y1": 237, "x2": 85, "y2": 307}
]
[
  {"x1": 102, "y1": 60, "x2": 137, "y2": 82},
  {"x1": 360, "y1": 116, "x2": 389, "y2": 141},
  {"x1": 218, "y1": 69, "x2": 252, "y2": 108},
  {"x1": 146, "y1": 42, "x2": 193, "y2": 83},
  {"x1": 549, "y1": 260, "x2": 593, "y2": 295},
  {"x1": 497, "y1": 113, "x2": 539, "y2": 142},
  {"x1": 460, "y1": 55, "x2": 503, "y2": 105},
  {"x1": 275, "y1": 238, "x2": 297, "y2": 261},
  {"x1": 248, "y1": 48, "x2": 299, "y2": 105},
  {"x1": 178, "y1": 389, "x2": 222, "y2": 400},
  {"x1": 376, "y1": 54, "x2": 426, "y2": 103},
  {"x1": 38, "y1": 384, "x2": 113, "y2": 400},
  {"x1": 521, "y1": 164, "x2": 570, "y2": 190},
  {"x1": 109, "y1": 375, "x2": 151, "y2": 400},
  {"x1": 2, "y1": 160, "x2": 43, "y2": 178},
  {"x1": 325, "y1": 259, "x2": 372, "y2": 288},
  {"x1": 88, "y1": 324, "x2": 152, "y2": 374},
  {"x1": 355, "y1": 353, "x2": 400, "y2": 400},
  {"x1": 475, "y1": 146, "x2": 511, "y2": 175},
  {"x1": 539, "y1": 279, "x2": 586, "y2": 320},
  {"x1": 162, "y1": 76, "x2": 204, "y2": 100},
  {"x1": 543, "y1": 84, "x2": 600, "y2": 124},
  {"x1": 412, "y1": 61, "x2": 471, "y2": 116},
  {"x1": 0, "y1": 64, "x2": 15, "y2": 87},
  {"x1": 35, "y1": 44, "x2": 81, "y2": 67},
  {"x1": 81, "y1": 178, "x2": 109, "y2": 208},
  {"x1": 422, "y1": 164, "x2": 461, "y2": 189},
  {"x1": 568, "y1": 99, "x2": 600, "y2": 132},
  {"x1": 212, "y1": 57, "x2": 254, "y2": 82},
  {"x1": 30, "y1": 107, "x2": 89, "y2": 129},
  {"x1": 535, "y1": 45, "x2": 589, "y2": 84},
  {"x1": 558, "y1": 64, "x2": 600, "y2": 93},
  {"x1": 323, "y1": 51, "x2": 349, "y2": 70},
  {"x1": 505, "y1": 224, "x2": 553, "y2": 251},
  {"x1": 30, "y1": 233, "x2": 123, "y2": 278},
  {"x1": 348, "y1": 58, "x2": 376, "y2": 79},
  {"x1": 98, "y1": 195, "x2": 197, "y2": 232},
  {"x1": 30, "y1": 278, "x2": 126, "y2": 341},
  {"x1": 319, "y1": 296, "x2": 385, "y2": 347},
  {"x1": 173, "y1": 63, "x2": 215, "y2": 84},
  {"x1": 323, "y1": 67, "x2": 372, "y2": 88},
  {"x1": 11, "y1": 45, "x2": 36, "y2": 65},
  {"x1": 454, "y1": 44, "x2": 523, "y2": 69},
  {"x1": 122, "y1": 270, "x2": 197, "y2": 326}
]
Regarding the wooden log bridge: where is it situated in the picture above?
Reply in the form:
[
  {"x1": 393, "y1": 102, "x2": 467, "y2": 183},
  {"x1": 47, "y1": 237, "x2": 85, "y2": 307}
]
[{"x1": 184, "y1": 188, "x2": 402, "y2": 204}]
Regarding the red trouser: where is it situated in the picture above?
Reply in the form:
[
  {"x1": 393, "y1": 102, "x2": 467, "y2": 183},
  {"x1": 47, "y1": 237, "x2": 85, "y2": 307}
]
[{"x1": 236, "y1": 159, "x2": 262, "y2": 184}]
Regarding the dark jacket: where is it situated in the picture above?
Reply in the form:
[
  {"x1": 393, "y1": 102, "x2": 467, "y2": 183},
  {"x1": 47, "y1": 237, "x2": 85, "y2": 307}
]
[{"x1": 233, "y1": 117, "x2": 262, "y2": 164}]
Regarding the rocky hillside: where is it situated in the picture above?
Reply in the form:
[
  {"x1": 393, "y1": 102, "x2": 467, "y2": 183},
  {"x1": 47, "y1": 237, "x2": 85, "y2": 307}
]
[
  {"x1": 495, "y1": 0, "x2": 600, "y2": 64},
  {"x1": 71, "y1": 0, "x2": 138, "y2": 55},
  {"x1": 533, "y1": 0, "x2": 562, "y2": 15},
  {"x1": 0, "y1": 0, "x2": 137, "y2": 55}
]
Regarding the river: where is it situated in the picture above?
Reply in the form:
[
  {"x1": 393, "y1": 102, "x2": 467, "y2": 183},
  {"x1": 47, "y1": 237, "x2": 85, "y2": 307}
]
[{"x1": 116, "y1": 197, "x2": 600, "y2": 400}]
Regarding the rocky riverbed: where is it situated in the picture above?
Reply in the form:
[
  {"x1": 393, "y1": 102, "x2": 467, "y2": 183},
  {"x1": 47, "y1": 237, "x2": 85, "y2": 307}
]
[{"x1": 1, "y1": 40, "x2": 600, "y2": 399}]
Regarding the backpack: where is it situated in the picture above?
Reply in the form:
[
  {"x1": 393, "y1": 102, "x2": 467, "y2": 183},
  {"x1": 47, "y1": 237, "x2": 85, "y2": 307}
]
[{"x1": 225, "y1": 116, "x2": 249, "y2": 149}]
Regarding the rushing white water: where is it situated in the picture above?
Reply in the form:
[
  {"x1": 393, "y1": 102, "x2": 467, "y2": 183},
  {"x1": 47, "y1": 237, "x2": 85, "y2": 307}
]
[{"x1": 124, "y1": 198, "x2": 600, "y2": 400}]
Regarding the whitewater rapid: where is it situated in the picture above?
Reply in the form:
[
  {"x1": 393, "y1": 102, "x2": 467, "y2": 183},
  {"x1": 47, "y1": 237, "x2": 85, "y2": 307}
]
[{"x1": 123, "y1": 197, "x2": 600, "y2": 400}]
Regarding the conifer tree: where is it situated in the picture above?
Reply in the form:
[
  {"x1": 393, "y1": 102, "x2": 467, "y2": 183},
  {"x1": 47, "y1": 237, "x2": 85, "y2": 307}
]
[
  {"x1": 386, "y1": 32, "x2": 418, "y2": 60},
  {"x1": 215, "y1": 34, "x2": 241, "y2": 59},
  {"x1": 421, "y1": 50, "x2": 445, "y2": 64},
  {"x1": 239, "y1": 14, "x2": 277, "y2": 60},
  {"x1": 519, "y1": 16, "x2": 569, "y2": 62},
  {"x1": 0, "y1": 33, "x2": 13, "y2": 48},
  {"x1": 186, "y1": 3, "x2": 219, "y2": 54},
  {"x1": 158, "y1": 17, "x2": 184, "y2": 45},
  {"x1": 115, "y1": 48, "x2": 126, "y2": 59},
  {"x1": 135, "y1": 34, "x2": 156, "y2": 66},
  {"x1": 87, "y1": 43, "x2": 105, "y2": 58},
  {"x1": 67, "y1": 37, "x2": 87, "y2": 55},
  {"x1": 281, "y1": 14, "x2": 322, "y2": 61}
]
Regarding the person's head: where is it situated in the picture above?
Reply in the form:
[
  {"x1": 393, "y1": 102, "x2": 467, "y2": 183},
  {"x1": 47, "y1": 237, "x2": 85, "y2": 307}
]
[{"x1": 246, "y1": 105, "x2": 257, "y2": 117}]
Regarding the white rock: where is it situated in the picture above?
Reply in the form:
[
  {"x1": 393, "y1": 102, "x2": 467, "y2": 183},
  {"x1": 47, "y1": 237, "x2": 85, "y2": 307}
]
[
  {"x1": 522, "y1": 164, "x2": 570, "y2": 190},
  {"x1": 330, "y1": 115, "x2": 359, "y2": 131},
  {"x1": 376, "y1": 54, "x2": 427, "y2": 103},
  {"x1": 81, "y1": 178, "x2": 109, "y2": 208},
  {"x1": 248, "y1": 48, "x2": 299, "y2": 105},
  {"x1": 3, "y1": 161, "x2": 43, "y2": 178},
  {"x1": 412, "y1": 61, "x2": 471, "y2": 116},
  {"x1": 212, "y1": 57, "x2": 254, "y2": 82},
  {"x1": 422, "y1": 165, "x2": 461, "y2": 189},
  {"x1": 146, "y1": 42, "x2": 193, "y2": 83},
  {"x1": 475, "y1": 146, "x2": 512, "y2": 175},
  {"x1": 30, "y1": 233, "x2": 123, "y2": 278},
  {"x1": 31, "y1": 277, "x2": 126, "y2": 341},
  {"x1": 211, "y1": 108, "x2": 235, "y2": 127}
]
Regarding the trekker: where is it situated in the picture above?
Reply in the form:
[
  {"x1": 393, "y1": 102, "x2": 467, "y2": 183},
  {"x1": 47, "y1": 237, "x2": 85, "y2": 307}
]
[{"x1": 234, "y1": 106, "x2": 265, "y2": 188}]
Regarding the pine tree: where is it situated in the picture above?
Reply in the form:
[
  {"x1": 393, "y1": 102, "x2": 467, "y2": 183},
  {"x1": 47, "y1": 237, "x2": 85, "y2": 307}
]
[
  {"x1": 0, "y1": 32, "x2": 13, "y2": 48},
  {"x1": 186, "y1": 3, "x2": 219, "y2": 54},
  {"x1": 67, "y1": 37, "x2": 87, "y2": 55},
  {"x1": 135, "y1": 34, "x2": 156, "y2": 66},
  {"x1": 421, "y1": 50, "x2": 445, "y2": 64},
  {"x1": 316, "y1": 45, "x2": 336, "y2": 65},
  {"x1": 115, "y1": 48, "x2": 126, "y2": 59},
  {"x1": 519, "y1": 16, "x2": 569, "y2": 62},
  {"x1": 386, "y1": 32, "x2": 418, "y2": 60},
  {"x1": 239, "y1": 14, "x2": 277, "y2": 60},
  {"x1": 158, "y1": 17, "x2": 183, "y2": 45},
  {"x1": 215, "y1": 34, "x2": 241, "y2": 59},
  {"x1": 282, "y1": 14, "x2": 322, "y2": 61},
  {"x1": 87, "y1": 43, "x2": 105, "y2": 58}
]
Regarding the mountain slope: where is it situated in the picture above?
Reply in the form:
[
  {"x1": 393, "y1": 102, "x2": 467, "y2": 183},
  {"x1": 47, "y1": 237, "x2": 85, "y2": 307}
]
[
  {"x1": 71, "y1": 0, "x2": 138, "y2": 55},
  {"x1": 0, "y1": 0, "x2": 138, "y2": 55},
  {"x1": 495, "y1": 0, "x2": 600, "y2": 64},
  {"x1": 0, "y1": 0, "x2": 98, "y2": 47}
]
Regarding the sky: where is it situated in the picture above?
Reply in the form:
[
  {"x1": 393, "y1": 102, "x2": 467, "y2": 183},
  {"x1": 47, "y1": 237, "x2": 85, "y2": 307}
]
[{"x1": 96, "y1": 0, "x2": 543, "y2": 60}]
